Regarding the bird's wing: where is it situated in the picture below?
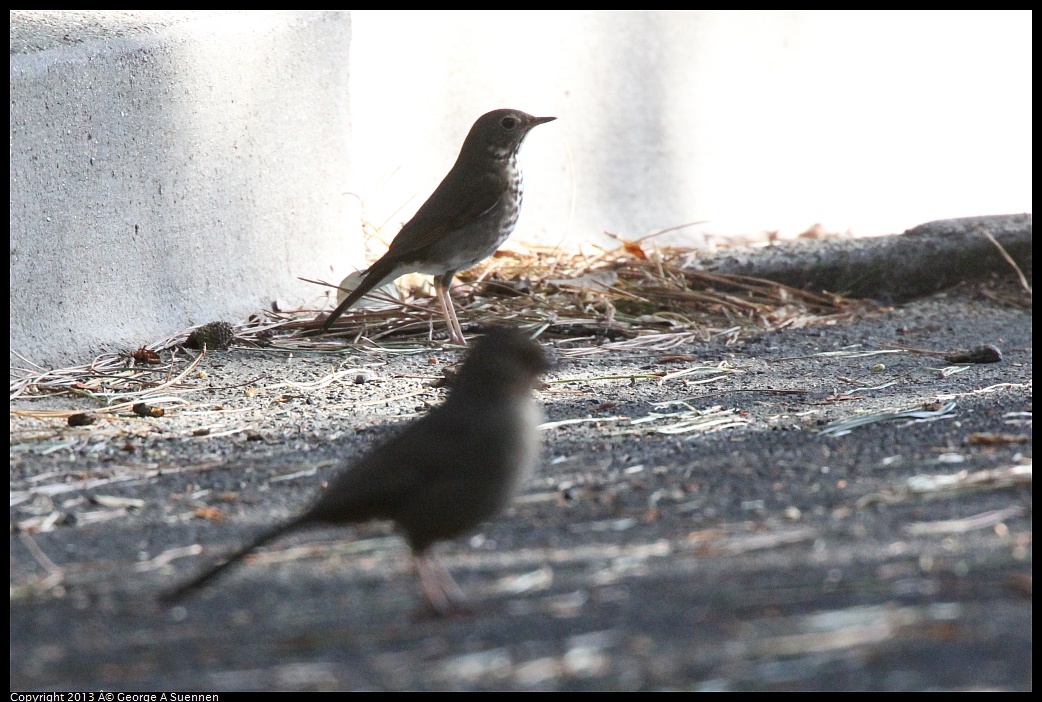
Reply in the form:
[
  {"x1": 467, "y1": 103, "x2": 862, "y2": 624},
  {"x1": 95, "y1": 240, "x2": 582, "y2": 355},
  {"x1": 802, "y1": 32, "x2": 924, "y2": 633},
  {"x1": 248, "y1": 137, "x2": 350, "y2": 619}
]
[
  {"x1": 319, "y1": 168, "x2": 507, "y2": 330},
  {"x1": 383, "y1": 169, "x2": 508, "y2": 260},
  {"x1": 304, "y1": 408, "x2": 473, "y2": 520}
]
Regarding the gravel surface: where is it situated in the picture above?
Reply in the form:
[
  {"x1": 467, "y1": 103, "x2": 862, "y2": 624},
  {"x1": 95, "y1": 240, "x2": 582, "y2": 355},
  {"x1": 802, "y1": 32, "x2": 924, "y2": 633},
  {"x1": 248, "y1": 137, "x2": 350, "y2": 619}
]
[{"x1": 10, "y1": 279, "x2": 1031, "y2": 691}]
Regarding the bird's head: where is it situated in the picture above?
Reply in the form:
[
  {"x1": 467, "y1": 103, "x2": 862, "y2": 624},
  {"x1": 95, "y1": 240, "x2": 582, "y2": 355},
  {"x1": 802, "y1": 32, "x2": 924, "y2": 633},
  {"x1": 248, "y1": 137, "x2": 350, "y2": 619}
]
[{"x1": 464, "y1": 109, "x2": 556, "y2": 160}]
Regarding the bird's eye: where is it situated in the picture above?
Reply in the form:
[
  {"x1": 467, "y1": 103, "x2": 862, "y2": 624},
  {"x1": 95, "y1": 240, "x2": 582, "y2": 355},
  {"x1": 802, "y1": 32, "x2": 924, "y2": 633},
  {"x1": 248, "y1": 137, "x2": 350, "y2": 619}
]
[{"x1": 501, "y1": 117, "x2": 518, "y2": 129}]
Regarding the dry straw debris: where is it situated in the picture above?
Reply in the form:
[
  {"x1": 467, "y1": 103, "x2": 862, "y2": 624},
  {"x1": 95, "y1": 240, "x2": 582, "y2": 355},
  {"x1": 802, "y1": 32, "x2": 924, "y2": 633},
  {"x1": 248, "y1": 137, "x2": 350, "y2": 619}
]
[{"x1": 11, "y1": 241, "x2": 861, "y2": 404}]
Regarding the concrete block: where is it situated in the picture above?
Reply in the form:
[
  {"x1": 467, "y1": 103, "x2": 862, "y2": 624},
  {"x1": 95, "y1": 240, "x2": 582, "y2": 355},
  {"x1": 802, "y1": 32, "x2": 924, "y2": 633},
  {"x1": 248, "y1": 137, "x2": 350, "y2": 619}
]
[{"x1": 10, "y1": 11, "x2": 358, "y2": 366}]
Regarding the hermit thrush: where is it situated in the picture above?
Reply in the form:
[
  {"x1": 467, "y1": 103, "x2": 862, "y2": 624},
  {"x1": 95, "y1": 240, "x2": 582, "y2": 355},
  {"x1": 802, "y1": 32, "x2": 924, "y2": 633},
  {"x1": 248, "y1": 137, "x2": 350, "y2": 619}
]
[
  {"x1": 162, "y1": 328, "x2": 549, "y2": 614},
  {"x1": 320, "y1": 109, "x2": 556, "y2": 344}
]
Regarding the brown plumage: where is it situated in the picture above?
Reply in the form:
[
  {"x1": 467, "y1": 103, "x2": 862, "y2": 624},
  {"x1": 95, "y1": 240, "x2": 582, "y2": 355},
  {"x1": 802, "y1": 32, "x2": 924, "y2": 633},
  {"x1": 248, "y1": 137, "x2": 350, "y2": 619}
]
[
  {"x1": 320, "y1": 109, "x2": 555, "y2": 344},
  {"x1": 161, "y1": 327, "x2": 549, "y2": 613}
]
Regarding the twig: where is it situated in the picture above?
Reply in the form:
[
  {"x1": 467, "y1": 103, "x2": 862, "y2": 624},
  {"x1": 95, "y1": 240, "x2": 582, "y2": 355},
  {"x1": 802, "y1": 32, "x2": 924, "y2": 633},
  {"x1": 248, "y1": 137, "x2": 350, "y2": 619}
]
[{"x1": 976, "y1": 225, "x2": 1031, "y2": 294}]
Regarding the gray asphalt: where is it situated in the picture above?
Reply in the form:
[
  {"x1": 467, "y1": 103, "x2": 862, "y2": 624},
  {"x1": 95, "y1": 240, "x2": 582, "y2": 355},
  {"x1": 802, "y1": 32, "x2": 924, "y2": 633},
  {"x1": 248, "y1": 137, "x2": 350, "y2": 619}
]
[{"x1": 10, "y1": 276, "x2": 1031, "y2": 691}]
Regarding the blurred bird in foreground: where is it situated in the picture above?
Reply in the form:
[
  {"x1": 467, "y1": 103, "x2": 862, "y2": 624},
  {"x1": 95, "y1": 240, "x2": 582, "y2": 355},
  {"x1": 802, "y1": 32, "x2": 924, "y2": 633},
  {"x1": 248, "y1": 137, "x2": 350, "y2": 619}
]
[{"x1": 162, "y1": 327, "x2": 549, "y2": 614}]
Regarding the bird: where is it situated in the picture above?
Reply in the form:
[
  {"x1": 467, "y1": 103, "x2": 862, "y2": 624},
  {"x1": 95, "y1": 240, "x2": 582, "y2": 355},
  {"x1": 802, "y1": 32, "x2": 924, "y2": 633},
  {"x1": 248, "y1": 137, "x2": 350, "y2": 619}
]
[
  {"x1": 161, "y1": 327, "x2": 550, "y2": 614},
  {"x1": 320, "y1": 109, "x2": 556, "y2": 345}
]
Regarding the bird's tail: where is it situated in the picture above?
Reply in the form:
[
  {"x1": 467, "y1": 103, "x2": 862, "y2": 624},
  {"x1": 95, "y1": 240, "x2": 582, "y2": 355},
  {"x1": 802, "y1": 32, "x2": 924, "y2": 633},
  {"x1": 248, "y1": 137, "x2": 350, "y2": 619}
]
[
  {"x1": 159, "y1": 516, "x2": 305, "y2": 604},
  {"x1": 320, "y1": 259, "x2": 397, "y2": 332}
]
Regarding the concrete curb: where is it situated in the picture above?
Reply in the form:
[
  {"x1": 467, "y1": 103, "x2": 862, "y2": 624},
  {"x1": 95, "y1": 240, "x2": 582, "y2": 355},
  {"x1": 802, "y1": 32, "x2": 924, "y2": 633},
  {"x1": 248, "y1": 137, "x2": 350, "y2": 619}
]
[{"x1": 705, "y1": 214, "x2": 1032, "y2": 301}]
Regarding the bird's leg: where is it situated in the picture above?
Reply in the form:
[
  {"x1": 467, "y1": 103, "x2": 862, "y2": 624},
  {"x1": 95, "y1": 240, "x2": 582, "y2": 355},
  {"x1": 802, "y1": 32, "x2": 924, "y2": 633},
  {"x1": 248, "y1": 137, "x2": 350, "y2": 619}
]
[
  {"x1": 434, "y1": 273, "x2": 467, "y2": 345},
  {"x1": 414, "y1": 552, "x2": 468, "y2": 615}
]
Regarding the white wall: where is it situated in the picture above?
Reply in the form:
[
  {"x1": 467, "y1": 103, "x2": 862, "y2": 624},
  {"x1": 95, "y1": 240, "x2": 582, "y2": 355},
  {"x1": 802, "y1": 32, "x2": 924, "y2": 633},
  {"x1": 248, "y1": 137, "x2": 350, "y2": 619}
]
[{"x1": 348, "y1": 10, "x2": 1031, "y2": 251}]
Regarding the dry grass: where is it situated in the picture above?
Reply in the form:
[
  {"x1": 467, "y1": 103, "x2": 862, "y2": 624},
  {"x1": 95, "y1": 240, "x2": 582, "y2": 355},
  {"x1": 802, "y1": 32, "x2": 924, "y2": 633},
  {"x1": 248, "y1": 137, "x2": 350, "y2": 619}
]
[
  {"x1": 302, "y1": 242, "x2": 862, "y2": 353},
  {"x1": 10, "y1": 242, "x2": 863, "y2": 403}
]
